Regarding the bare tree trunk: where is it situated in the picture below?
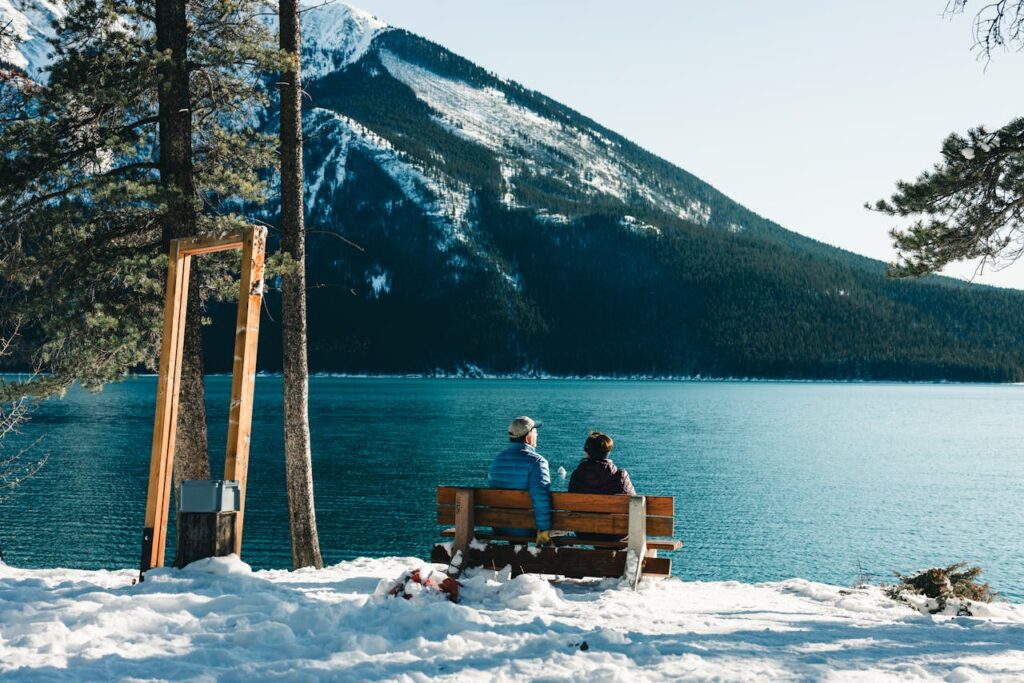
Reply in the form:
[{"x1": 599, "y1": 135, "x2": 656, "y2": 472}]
[
  {"x1": 155, "y1": 0, "x2": 211, "y2": 564},
  {"x1": 279, "y1": 0, "x2": 323, "y2": 569}
]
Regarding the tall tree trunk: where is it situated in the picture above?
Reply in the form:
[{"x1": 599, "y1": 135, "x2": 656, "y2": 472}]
[
  {"x1": 155, "y1": 0, "x2": 211, "y2": 564},
  {"x1": 279, "y1": 0, "x2": 324, "y2": 569}
]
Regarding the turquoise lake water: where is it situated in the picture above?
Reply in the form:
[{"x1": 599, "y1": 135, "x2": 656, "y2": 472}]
[{"x1": 1, "y1": 377, "x2": 1021, "y2": 600}]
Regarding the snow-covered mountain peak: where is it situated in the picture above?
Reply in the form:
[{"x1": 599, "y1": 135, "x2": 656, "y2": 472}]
[
  {"x1": 303, "y1": 1, "x2": 387, "y2": 39},
  {"x1": 301, "y1": 2, "x2": 389, "y2": 81},
  {"x1": 0, "y1": 0, "x2": 384, "y2": 82}
]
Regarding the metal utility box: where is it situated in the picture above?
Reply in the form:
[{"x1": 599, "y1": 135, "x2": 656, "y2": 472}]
[{"x1": 179, "y1": 480, "x2": 241, "y2": 513}]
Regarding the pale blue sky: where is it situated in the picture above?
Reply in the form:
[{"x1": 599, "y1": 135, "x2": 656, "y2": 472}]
[{"x1": 346, "y1": 1, "x2": 1023, "y2": 287}]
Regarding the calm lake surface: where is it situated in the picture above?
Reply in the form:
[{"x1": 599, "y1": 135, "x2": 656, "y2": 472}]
[{"x1": 2, "y1": 377, "x2": 1021, "y2": 600}]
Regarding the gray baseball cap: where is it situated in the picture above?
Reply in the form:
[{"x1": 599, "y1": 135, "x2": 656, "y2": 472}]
[{"x1": 508, "y1": 416, "x2": 543, "y2": 439}]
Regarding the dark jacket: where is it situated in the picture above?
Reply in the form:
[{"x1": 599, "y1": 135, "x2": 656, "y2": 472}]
[{"x1": 568, "y1": 457, "x2": 636, "y2": 496}]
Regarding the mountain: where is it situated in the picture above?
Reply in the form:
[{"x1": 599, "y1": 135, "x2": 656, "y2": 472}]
[
  {"x1": 245, "y1": 3, "x2": 1024, "y2": 380},
  {"x1": 6, "y1": 3, "x2": 1024, "y2": 380}
]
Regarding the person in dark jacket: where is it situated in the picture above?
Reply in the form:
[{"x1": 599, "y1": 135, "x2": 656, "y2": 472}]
[
  {"x1": 487, "y1": 416, "x2": 552, "y2": 543},
  {"x1": 568, "y1": 432, "x2": 636, "y2": 542},
  {"x1": 568, "y1": 432, "x2": 636, "y2": 496}
]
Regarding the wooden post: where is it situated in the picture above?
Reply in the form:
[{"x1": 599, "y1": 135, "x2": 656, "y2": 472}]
[
  {"x1": 139, "y1": 227, "x2": 266, "y2": 579},
  {"x1": 450, "y1": 488, "x2": 475, "y2": 576},
  {"x1": 222, "y1": 227, "x2": 266, "y2": 556},
  {"x1": 141, "y1": 239, "x2": 191, "y2": 574},
  {"x1": 625, "y1": 495, "x2": 647, "y2": 590}
]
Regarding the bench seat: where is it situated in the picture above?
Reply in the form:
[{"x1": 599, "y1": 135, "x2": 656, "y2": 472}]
[
  {"x1": 433, "y1": 486, "x2": 681, "y2": 585},
  {"x1": 438, "y1": 528, "x2": 683, "y2": 551}
]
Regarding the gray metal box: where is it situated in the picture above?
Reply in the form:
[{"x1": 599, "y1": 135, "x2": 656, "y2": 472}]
[{"x1": 179, "y1": 480, "x2": 240, "y2": 513}]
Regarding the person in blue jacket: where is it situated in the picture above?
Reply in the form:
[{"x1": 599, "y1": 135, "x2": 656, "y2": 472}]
[{"x1": 487, "y1": 416, "x2": 552, "y2": 544}]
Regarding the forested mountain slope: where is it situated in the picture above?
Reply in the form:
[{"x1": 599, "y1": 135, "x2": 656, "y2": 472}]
[
  {"x1": 219, "y1": 4, "x2": 1024, "y2": 381},
  {"x1": 6, "y1": 2, "x2": 1024, "y2": 380}
]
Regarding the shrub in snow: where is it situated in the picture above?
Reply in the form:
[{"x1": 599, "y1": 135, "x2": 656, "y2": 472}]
[
  {"x1": 376, "y1": 565, "x2": 462, "y2": 603},
  {"x1": 885, "y1": 562, "x2": 996, "y2": 615}
]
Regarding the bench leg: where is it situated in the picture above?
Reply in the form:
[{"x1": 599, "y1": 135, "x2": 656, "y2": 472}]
[
  {"x1": 625, "y1": 495, "x2": 647, "y2": 589},
  {"x1": 449, "y1": 488, "x2": 474, "y2": 577}
]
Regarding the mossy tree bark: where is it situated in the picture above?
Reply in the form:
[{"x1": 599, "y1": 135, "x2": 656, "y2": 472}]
[{"x1": 279, "y1": 0, "x2": 324, "y2": 569}]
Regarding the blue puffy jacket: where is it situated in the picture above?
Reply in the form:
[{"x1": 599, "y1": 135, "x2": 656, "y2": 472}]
[{"x1": 487, "y1": 442, "x2": 552, "y2": 535}]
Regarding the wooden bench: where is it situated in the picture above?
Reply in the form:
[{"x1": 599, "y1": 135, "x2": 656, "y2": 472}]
[{"x1": 431, "y1": 486, "x2": 682, "y2": 588}]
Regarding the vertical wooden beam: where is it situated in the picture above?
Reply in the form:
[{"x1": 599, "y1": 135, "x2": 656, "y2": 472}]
[
  {"x1": 450, "y1": 488, "x2": 475, "y2": 576},
  {"x1": 140, "y1": 240, "x2": 192, "y2": 575},
  {"x1": 222, "y1": 226, "x2": 267, "y2": 556},
  {"x1": 625, "y1": 495, "x2": 647, "y2": 590}
]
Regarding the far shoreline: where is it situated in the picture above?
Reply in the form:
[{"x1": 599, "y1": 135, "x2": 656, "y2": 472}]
[
  {"x1": 4, "y1": 372, "x2": 1024, "y2": 386},
  {"x1": 154, "y1": 372, "x2": 1024, "y2": 386}
]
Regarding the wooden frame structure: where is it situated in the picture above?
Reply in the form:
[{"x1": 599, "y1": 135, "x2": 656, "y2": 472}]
[{"x1": 140, "y1": 226, "x2": 267, "y2": 576}]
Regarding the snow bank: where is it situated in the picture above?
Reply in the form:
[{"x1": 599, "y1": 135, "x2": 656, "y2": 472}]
[{"x1": 1, "y1": 556, "x2": 1022, "y2": 681}]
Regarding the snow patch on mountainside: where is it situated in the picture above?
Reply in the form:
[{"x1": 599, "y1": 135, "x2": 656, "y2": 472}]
[
  {"x1": 535, "y1": 210, "x2": 570, "y2": 225},
  {"x1": 376, "y1": 48, "x2": 715, "y2": 230},
  {"x1": 302, "y1": 2, "x2": 389, "y2": 81},
  {"x1": 678, "y1": 198, "x2": 711, "y2": 225},
  {"x1": 306, "y1": 135, "x2": 352, "y2": 215},
  {"x1": 0, "y1": 0, "x2": 62, "y2": 78},
  {"x1": 365, "y1": 265, "x2": 391, "y2": 297},
  {"x1": 621, "y1": 215, "x2": 661, "y2": 236},
  {"x1": 307, "y1": 108, "x2": 473, "y2": 251},
  {"x1": 378, "y1": 49, "x2": 632, "y2": 202}
]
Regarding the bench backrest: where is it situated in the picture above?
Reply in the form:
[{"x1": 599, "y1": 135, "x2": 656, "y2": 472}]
[{"x1": 436, "y1": 486, "x2": 675, "y2": 537}]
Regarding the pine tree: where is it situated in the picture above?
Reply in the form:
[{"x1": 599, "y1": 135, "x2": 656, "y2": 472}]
[
  {"x1": 0, "y1": 0, "x2": 280, "y2": 558},
  {"x1": 279, "y1": 0, "x2": 324, "y2": 569},
  {"x1": 156, "y1": 0, "x2": 211, "y2": 538}
]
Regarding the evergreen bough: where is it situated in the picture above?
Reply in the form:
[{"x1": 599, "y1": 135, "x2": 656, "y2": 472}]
[
  {"x1": 872, "y1": 118, "x2": 1024, "y2": 279},
  {"x1": 885, "y1": 562, "x2": 997, "y2": 614}
]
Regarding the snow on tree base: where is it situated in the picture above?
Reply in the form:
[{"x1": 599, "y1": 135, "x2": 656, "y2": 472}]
[{"x1": 1, "y1": 557, "x2": 1022, "y2": 681}]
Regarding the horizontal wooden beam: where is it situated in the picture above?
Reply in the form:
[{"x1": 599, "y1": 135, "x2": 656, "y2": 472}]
[
  {"x1": 437, "y1": 505, "x2": 673, "y2": 536},
  {"x1": 438, "y1": 528, "x2": 682, "y2": 551},
  {"x1": 437, "y1": 486, "x2": 674, "y2": 517},
  {"x1": 174, "y1": 232, "x2": 248, "y2": 257}
]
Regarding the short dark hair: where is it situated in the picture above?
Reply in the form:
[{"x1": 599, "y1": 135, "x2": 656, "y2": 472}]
[{"x1": 584, "y1": 432, "x2": 614, "y2": 459}]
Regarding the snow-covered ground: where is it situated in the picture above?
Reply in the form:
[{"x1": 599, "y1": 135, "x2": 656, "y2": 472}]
[{"x1": 2, "y1": 556, "x2": 1023, "y2": 681}]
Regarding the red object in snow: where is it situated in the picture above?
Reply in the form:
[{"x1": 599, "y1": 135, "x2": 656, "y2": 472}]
[{"x1": 389, "y1": 568, "x2": 462, "y2": 603}]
